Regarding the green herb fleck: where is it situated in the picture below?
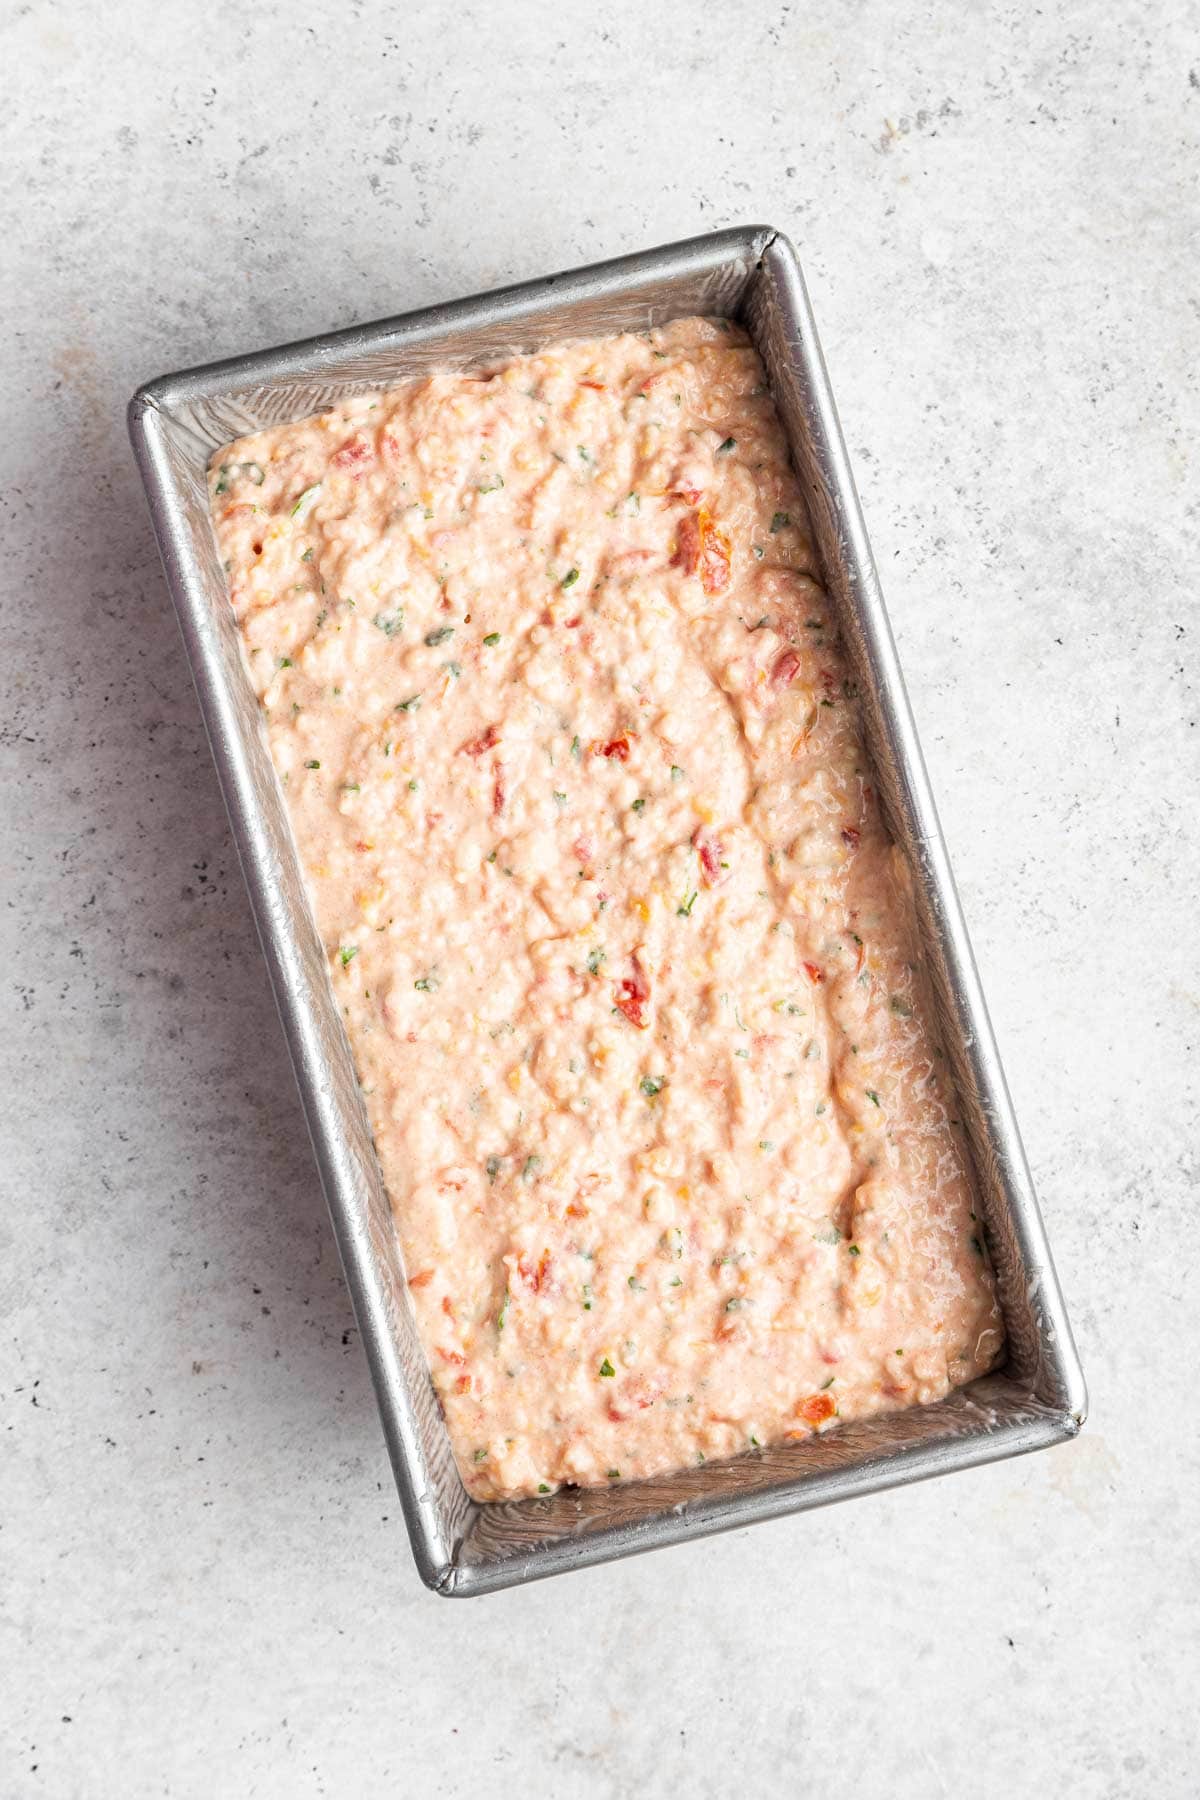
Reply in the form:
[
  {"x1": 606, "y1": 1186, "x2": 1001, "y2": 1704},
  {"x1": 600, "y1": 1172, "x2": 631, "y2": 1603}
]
[
  {"x1": 522, "y1": 1154, "x2": 542, "y2": 1182},
  {"x1": 570, "y1": 735, "x2": 581, "y2": 760},
  {"x1": 598, "y1": 1358, "x2": 615, "y2": 1378},
  {"x1": 396, "y1": 694, "x2": 422, "y2": 713},
  {"x1": 477, "y1": 473, "x2": 505, "y2": 494},
  {"x1": 301, "y1": 547, "x2": 314, "y2": 562},
  {"x1": 677, "y1": 891, "x2": 698, "y2": 918},
  {"x1": 373, "y1": 609, "x2": 405, "y2": 638},
  {"x1": 639, "y1": 1075, "x2": 663, "y2": 1098},
  {"x1": 497, "y1": 1291, "x2": 510, "y2": 1332},
  {"x1": 889, "y1": 994, "x2": 913, "y2": 1018},
  {"x1": 304, "y1": 759, "x2": 320, "y2": 770},
  {"x1": 560, "y1": 568, "x2": 580, "y2": 589},
  {"x1": 865, "y1": 1088, "x2": 881, "y2": 1107},
  {"x1": 628, "y1": 1275, "x2": 646, "y2": 1292},
  {"x1": 424, "y1": 626, "x2": 455, "y2": 646},
  {"x1": 771, "y1": 511, "x2": 790, "y2": 533},
  {"x1": 586, "y1": 946, "x2": 606, "y2": 976},
  {"x1": 414, "y1": 974, "x2": 439, "y2": 993},
  {"x1": 537, "y1": 1483, "x2": 551, "y2": 1494},
  {"x1": 717, "y1": 436, "x2": 737, "y2": 454},
  {"x1": 339, "y1": 945, "x2": 357, "y2": 967},
  {"x1": 483, "y1": 632, "x2": 501, "y2": 646},
  {"x1": 848, "y1": 1244, "x2": 861, "y2": 1257},
  {"x1": 485, "y1": 1154, "x2": 502, "y2": 1184},
  {"x1": 670, "y1": 765, "x2": 685, "y2": 782},
  {"x1": 631, "y1": 797, "x2": 645, "y2": 813}
]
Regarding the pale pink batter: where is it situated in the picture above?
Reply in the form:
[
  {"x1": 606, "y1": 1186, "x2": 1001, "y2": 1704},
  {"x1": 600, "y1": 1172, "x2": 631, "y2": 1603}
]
[{"x1": 211, "y1": 317, "x2": 1003, "y2": 1500}]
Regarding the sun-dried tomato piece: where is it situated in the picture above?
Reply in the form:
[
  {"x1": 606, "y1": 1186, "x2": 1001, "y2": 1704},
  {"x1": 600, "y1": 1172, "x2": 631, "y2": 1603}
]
[
  {"x1": 436, "y1": 1347, "x2": 466, "y2": 1368},
  {"x1": 599, "y1": 733, "x2": 631, "y2": 761},
  {"x1": 492, "y1": 763, "x2": 506, "y2": 816},
  {"x1": 772, "y1": 649, "x2": 803, "y2": 687},
  {"x1": 614, "y1": 950, "x2": 650, "y2": 1029},
  {"x1": 803, "y1": 961, "x2": 824, "y2": 985},
  {"x1": 579, "y1": 379, "x2": 606, "y2": 392}
]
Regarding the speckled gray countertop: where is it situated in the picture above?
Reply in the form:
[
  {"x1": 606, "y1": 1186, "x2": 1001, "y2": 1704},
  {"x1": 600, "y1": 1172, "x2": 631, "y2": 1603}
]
[{"x1": 3, "y1": 2, "x2": 1197, "y2": 1795}]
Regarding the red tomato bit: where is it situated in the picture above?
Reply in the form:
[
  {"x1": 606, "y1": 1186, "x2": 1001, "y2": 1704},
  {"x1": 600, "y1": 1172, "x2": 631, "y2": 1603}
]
[
  {"x1": 331, "y1": 434, "x2": 375, "y2": 473},
  {"x1": 461, "y1": 724, "x2": 501, "y2": 757},
  {"x1": 614, "y1": 950, "x2": 651, "y2": 1029},
  {"x1": 606, "y1": 1376, "x2": 661, "y2": 1421},
  {"x1": 693, "y1": 827, "x2": 727, "y2": 886},
  {"x1": 797, "y1": 1392, "x2": 837, "y2": 1426},
  {"x1": 517, "y1": 1250, "x2": 552, "y2": 1293},
  {"x1": 674, "y1": 507, "x2": 732, "y2": 596},
  {"x1": 803, "y1": 960, "x2": 825, "y2": 984},
  {"x1": 771, "y1": 649, "x2": 802, "y2": 687}
]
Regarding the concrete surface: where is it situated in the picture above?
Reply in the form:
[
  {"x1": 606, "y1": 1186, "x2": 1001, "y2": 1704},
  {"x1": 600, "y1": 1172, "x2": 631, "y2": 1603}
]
[{"x1": 2, "y1": 1, "x2": 1197, "y2": 1794}]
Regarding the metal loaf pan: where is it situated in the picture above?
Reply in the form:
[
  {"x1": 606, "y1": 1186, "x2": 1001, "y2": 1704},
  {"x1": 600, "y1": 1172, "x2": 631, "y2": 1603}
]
[{"x1": 128, "y1": 227, "x2": 1086, "y2": 1596}]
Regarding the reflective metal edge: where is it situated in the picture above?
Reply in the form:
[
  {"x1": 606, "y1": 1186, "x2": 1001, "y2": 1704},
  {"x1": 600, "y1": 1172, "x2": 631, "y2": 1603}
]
[{"x1": 128, "y1": 225, "x2": 1085, "y2": 1599}]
